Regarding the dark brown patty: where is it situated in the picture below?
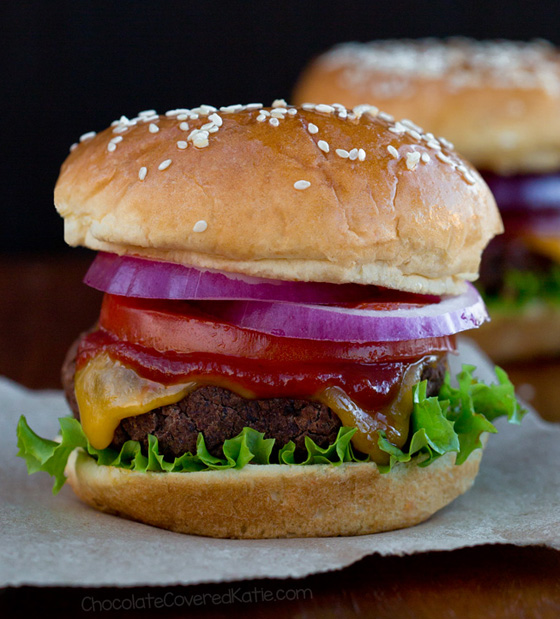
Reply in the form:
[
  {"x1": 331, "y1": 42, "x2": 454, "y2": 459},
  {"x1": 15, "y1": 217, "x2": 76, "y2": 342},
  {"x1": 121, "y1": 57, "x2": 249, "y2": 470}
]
[
  {"x1": 62, "y1": 336, "x2": 446, "y2": 460},
  {"x1": 113, "y1": 387, "x2": 341, "y2": 460}
]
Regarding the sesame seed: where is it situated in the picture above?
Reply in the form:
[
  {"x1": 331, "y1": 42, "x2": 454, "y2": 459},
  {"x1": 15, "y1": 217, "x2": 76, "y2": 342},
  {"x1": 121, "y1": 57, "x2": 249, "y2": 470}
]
[
  {"x1": 336, "y1": 148, "x2": 349, "y2": 158},
  {"x1": 358, "y1": 148, "x2": 366, "y2": 161},
  {"x1": 256, "y1": 114, "x2": 267, "y2": 122},
  {"x1": 287, "y1": 108, "x2": 298, "y2": 115},
  {"x1": 158, "y1": 159, "x2": 172, "y2": 170},
  {"x1": 176, "y1": 114, "x2": 189, "y2": 121},
  {"x1": 406, "y1": 152, "x2": 421, "y2": 170},
  {"x1": 301, "y1": 103, "x2": 316, "y2": 111},
  {"x1": 401, "y1": 119, "x2": 424, "y2": 133},
  {"x1": 378, "y1": 112, "x2": 394, "y2": 122},
  {"x1": 138, "y1": 167, "x2": 147, "y2": 181},
  {"x1": 315, "y1": 104, "x2": 335, "y2": 114},
  {"x1": 337, "y1": 109, "x2": 348, "y2": 119},
  {"x1": 107, "y1": 142, "x2": 117, "y2": 152},
  {"x1": 271, "y1": 110, "x2": 286, "y2": 119},
  {"x1": 193, "y1": 220, "x2": 208, "y2": 232},
  {"x1": 349, "y1": 148, "x2": 359, "y2": 160},
  {"x1": 353, "y1": 104, "x2": 379, "y2": 118},
  {"x1": 138, "y1": 109, "x2": 157, "y2": 117},
  {"x1": 387, "y1": 145, "x2": 399, "y2": 159},
  {"x1": 193, "y1": 137, "x2": 209, "y2": 148},
  {"x1": 457, "y1": 164, "x2": 469, "y2": 174},
  {"x1": 421, "y1": 153, "x2": 431, "y2": 163},
  {"x1": 199, "y1": 105, "x2": 217, "y2": 115},
  {"x1": 149, "y1": 123, "x2": 159, "y2": 134},
  {"x1": 439, "y1": 137, "x2": 454, "y2": 149},
  {"x1": 294, "y1": 180, "x2": 311, "y2": 190},
  {"x1": 463, "y1": 172, "x2": 476, "y2": 185},
  {"x1": 113, "y1": 125, "x2": 128, "y2": 134},
  {"x1": 272, "y1": 99, "x2": 288, "y2": 108},
  {"x1": 208, "y1": 125, "x2": 219, "y2": 133},
  {"x1": 219, "y1": 104, "x2": 243, "y2": 114},
  {"x1": 436, "y1": 151, "x2": 453, "y2": 164},
  {"x1": 407, "y1": 129, "x2": 422, "y2": 141},
  {"x1": 427, "y1": 140, "x2": 442, "y2": 150},
  {"x1": 79, "y1": 131, "x2": 96, "y2": 142},
  {"x1": 189, "y1": 113, "x2": 199, "y2": 120},
  {"x1": 259, "y1": 110, "x2": 271, "y2": 117},
  {"x1": 110, "y1": 136, "x2": 123, "y2": 144},
  {"x1": 269, "y1": 118, "x2": 280, "y2": 127},
  {"x1": 308, "y1": 123, "x2": 319, "y2": 134},
  {"x1": 200, "y1": 122, "x2": 214, "y2": 131},
  {"x1": 70, "y1": 142, "x2": 78, "y2": 152},
  {"x1": 209, "y1": 113, "x2": 223, "y2": 126},
  {"x1": 188, "y1": 129, "x2": 208, "y2": 141},
  {"x1": 177, "y1": 141, "x2": 188, "y2": 149},
  {"x1": 179, "y1": 122, "x2": 189, "y2": 131},
  {"x1": 245, "y1": 103, "x2": 263, "y2": 110},
  {"x1": 318, "y1": 140, "x2": 330, "y2": 153}
]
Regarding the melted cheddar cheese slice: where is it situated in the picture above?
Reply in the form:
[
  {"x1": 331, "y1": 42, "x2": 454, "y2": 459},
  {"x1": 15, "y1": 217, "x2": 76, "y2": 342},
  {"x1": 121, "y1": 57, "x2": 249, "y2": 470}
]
[{"x1": 75, "y1": 353, "x2": 195, "y2": 449}]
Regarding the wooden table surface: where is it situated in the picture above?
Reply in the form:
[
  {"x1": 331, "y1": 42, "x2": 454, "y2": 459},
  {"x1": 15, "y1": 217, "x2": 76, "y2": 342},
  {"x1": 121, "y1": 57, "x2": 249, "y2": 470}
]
[{"x1": 2, "y1": 252, "x2": 560, "y2": 618}]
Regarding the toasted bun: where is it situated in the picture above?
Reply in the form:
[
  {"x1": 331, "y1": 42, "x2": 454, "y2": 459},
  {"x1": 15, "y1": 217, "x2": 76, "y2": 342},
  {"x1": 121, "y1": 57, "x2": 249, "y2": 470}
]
[
  {"x1": 469, "y1": 304, "x2": 560, "y2": 362},
  {"x1": 66, "y1": 446, "x2": 484, "y2": 539},
  {"x1": 294, "y1": 39, "x2": 560, "y2": 174},
  {"x1": 55, "y1": 102, "x2": 500, "y2": 295}
]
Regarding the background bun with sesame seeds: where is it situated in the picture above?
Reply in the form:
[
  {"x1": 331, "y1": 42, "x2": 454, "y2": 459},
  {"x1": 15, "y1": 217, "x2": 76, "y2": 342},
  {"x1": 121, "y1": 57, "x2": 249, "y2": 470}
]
[
  {"x1": 294, "y1": 39, "x2": 560, "y2": 174},
  {"x1": 54, "y1": 101, "x2": 501, "y2": 296},
  {"x1": 294, "y1": 40, "x2": 560, "y2": 362}
]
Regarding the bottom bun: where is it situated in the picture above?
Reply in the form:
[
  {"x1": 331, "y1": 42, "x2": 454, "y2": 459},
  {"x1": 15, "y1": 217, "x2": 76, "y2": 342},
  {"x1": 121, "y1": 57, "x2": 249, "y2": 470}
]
[
  {"x1": 469, "y1": 304, "x2": 560, "y2": 363},
  {"x1": 65, "y1": 446, "x2": 484, "y2": 539}
]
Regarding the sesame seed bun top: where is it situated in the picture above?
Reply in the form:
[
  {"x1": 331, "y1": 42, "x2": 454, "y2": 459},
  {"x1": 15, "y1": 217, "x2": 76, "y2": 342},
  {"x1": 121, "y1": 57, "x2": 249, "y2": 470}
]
[
  {"x1": 55, "y1": 100, "x2": 501, "y2": 295},
  {"x1": 294, "y1": 39, "x2": 560, "y2": 174}
]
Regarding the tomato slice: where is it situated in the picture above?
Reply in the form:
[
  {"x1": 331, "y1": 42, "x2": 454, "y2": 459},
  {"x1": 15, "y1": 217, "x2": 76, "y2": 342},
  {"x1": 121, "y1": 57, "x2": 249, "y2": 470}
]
[{"x1": 99, "y1": 294, "x2": 456, "y2": 364}]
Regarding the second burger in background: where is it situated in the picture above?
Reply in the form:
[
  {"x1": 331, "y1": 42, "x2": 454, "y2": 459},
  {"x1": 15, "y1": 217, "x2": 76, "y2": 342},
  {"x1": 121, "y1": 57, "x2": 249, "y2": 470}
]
[{"x1": 295, "y1": 39, "x2": 560, "y2": 361}]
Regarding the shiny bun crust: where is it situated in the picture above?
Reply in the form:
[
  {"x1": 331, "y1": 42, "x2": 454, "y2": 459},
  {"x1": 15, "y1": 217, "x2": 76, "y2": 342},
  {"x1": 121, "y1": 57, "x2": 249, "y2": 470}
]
[
  {"x1": 66, "y1": 447, "x2": 484, "y2": 539},
  {"x1": 55, "y1": 102, "x2": 500, "y2": 295},
  {"x1": 294, "y1": 40, "x2": 560, "y2": 174}
]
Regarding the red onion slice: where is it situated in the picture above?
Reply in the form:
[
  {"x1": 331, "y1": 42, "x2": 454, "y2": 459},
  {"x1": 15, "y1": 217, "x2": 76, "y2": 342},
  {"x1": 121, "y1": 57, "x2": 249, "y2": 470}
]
[
  {"x1": 85, "y1": 253, "x2": 386, "y2": 304},
  {"x1": 200, "y1": 284, "x2": 488, "y2": 342}
]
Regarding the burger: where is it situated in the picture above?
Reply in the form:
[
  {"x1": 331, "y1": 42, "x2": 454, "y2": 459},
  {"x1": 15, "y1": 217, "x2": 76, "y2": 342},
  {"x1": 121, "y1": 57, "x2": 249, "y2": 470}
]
[
  {"x1": 294, "y1": 38, "x2": 560, "y2": 361},
  {"x1": 17, "y1": 101, "x2": 524, "y2": 538}
]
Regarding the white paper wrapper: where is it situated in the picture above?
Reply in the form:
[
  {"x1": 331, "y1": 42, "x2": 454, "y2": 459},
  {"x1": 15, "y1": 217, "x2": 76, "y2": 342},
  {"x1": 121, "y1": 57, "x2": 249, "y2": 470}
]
[{"x1": 2, "y1": 339, "x2": 559, "y2": 588}]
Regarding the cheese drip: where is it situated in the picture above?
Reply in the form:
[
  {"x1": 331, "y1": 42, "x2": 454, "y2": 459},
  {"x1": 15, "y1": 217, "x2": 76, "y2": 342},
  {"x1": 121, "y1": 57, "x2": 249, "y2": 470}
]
[
  {"x1": 320, "y1": 357, "x2": 427, "y2": 464},
  {"x1": 75, "y1": 353, "x2": 195, "y2": 449}
]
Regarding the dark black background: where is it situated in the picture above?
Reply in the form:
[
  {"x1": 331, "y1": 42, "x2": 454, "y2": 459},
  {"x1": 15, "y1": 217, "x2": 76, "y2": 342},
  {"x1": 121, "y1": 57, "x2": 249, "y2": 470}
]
[{"x1": 4, "y1": 1, "x2": 560, "y2": 253}]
